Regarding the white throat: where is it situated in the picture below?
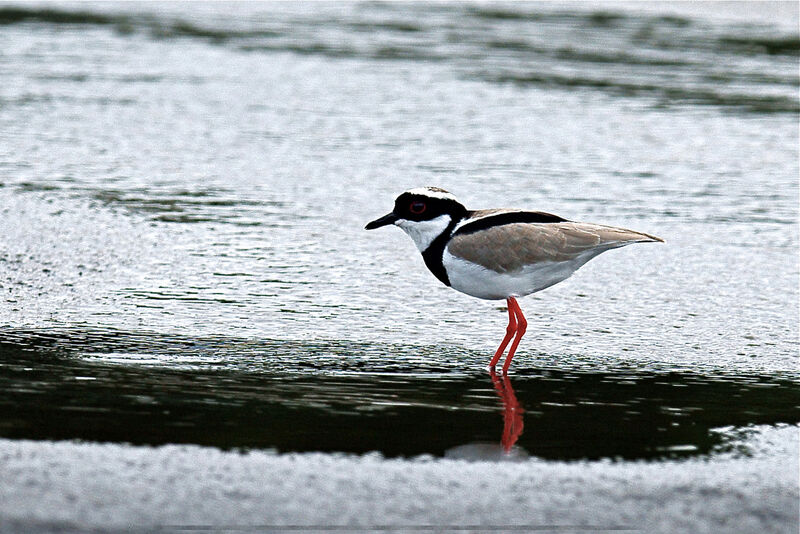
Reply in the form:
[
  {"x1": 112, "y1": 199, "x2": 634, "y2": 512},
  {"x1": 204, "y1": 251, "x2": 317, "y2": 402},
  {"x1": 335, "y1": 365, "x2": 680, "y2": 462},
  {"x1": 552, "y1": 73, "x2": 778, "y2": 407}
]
[{"x1": 396, "y1": 214, "x2": 452, "y2": 252}]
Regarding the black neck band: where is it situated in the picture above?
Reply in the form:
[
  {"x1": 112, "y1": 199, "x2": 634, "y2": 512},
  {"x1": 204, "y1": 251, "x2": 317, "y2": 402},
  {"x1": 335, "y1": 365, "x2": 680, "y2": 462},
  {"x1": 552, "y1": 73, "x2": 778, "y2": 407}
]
[{"x1": 420, "y1": 217, "x2": 462, "y2": 287}]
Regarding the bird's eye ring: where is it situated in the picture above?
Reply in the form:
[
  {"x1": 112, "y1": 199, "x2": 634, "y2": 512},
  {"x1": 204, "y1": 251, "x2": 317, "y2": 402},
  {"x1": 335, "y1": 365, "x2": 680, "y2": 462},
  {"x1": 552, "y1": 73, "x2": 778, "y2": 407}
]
[{"x1": 409, "y1": 201, "x2": 426, "y2": 215}]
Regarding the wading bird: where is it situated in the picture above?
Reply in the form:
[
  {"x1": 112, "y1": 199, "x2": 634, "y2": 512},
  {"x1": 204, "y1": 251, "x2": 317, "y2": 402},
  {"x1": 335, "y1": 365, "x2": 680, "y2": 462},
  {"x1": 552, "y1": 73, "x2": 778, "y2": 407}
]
[{"x1": 366, "y1": 187, "x2": 663, "y2": 373}]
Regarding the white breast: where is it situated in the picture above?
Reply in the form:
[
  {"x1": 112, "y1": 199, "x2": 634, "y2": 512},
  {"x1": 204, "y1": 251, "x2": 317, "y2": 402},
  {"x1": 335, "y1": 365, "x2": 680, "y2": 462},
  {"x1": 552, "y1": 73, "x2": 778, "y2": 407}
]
[{"x1": 442, "y1": 249, "x2": 587, "y2": 300}]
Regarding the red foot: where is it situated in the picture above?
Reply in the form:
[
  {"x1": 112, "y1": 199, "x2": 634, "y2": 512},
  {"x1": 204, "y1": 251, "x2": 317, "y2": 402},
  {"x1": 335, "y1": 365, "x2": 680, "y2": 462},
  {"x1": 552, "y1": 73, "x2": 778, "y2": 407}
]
[
  {"x1": 488, "y1": 297, "x2": 527, "y2": 373},
  {"x1": 502, "y1": 299, "x2": 527, "y2": 374},
  {"x1": 488, "y1": 300, "x2": 517, "y2": 367}
]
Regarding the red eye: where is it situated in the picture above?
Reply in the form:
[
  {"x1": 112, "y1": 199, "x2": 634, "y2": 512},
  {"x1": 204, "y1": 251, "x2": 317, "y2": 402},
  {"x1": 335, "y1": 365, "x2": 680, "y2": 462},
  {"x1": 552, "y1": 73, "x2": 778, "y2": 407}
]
[{"x1": 409, "y1": 201, "x2": 426, "y2": 214}]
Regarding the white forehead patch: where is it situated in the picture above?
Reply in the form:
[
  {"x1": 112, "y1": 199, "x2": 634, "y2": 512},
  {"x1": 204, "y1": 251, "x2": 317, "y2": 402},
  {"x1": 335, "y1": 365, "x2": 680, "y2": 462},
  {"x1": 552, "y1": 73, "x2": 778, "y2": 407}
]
[{"x1": 403, "y1": 187, "x2": 459, "y2": 202}]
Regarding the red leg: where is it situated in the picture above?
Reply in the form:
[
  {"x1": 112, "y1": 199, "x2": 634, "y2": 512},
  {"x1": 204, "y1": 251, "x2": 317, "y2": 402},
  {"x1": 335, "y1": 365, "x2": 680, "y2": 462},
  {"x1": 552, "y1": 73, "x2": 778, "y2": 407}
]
[
  {"x1": 502, "y1": 298, "x2": 527, "y2": 374},
  {"x1": 489, "y1": 298, "x2": 517, "y2": 368}
]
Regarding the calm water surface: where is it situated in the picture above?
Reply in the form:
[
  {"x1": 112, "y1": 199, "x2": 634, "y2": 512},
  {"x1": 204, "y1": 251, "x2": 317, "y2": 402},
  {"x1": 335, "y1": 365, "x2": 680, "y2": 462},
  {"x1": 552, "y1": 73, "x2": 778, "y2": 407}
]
[{"x1": 0, "y1": 1, "x2": 798, "y2": 460}]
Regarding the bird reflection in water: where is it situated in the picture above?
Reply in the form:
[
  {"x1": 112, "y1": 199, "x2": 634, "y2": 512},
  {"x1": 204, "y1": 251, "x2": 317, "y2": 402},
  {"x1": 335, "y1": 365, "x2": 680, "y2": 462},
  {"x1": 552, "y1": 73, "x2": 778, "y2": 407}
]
[
  {"x1": 444, "y1": 369, "x2": 527, "y2": 460},
  {"x1": 490, "y1": 368, "x2": 524, "y2": 453}
]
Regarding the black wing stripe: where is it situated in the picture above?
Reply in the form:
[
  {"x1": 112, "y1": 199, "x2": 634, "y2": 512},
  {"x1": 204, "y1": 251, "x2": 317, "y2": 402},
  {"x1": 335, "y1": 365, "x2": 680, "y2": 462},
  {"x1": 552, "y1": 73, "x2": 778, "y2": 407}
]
[{"x1": 454, "y1": 211, "x2": 567, "y2": 236}]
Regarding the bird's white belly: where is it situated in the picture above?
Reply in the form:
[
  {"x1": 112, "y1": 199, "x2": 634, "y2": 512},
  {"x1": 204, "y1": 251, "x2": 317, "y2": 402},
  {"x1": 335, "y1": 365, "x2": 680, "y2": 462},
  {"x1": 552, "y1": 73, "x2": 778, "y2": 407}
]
[{"x1": 442, "y1": 249, "x2": 583, "y2": 300}]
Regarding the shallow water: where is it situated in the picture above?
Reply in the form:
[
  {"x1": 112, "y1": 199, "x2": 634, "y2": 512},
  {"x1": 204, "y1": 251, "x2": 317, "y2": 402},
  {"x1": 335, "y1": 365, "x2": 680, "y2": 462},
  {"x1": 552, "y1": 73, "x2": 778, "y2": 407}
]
[
  {"x1": 2, "y1": 329, "x2": 799, "y2": 460},
  {"x1": 0, "y1": 1, "x2": 798, "y2": 461}
]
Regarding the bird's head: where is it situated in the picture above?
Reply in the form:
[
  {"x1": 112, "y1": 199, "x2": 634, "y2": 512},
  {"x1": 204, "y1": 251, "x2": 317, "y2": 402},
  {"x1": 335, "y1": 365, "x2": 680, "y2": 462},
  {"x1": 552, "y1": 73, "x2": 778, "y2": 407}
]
[{"x1": 365, "y1": 187, "x2": 467, "y2": 252}]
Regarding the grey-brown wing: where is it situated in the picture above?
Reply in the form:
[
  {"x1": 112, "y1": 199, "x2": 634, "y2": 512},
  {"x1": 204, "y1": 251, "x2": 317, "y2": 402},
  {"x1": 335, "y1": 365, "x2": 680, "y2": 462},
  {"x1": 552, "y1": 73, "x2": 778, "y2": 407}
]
[{"x1": 447, "y1": 222, "x2": 662, "y2": 273}]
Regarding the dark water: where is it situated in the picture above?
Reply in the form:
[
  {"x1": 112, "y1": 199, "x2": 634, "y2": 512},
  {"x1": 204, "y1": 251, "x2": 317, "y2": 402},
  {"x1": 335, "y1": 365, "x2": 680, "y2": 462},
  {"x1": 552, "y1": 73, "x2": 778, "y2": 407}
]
[
  {"x1": 1, "y1": 328, "x2": 798, "y2": 460},
  {"x1": 0, "y1": 1, "x2": 798, "y2": 461}
]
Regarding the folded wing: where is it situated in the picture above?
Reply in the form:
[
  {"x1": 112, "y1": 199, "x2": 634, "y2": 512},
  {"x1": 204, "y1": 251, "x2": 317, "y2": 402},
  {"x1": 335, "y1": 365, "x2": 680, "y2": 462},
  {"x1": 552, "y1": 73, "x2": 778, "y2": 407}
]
[{"x1": 447, "y1": 221, "x2": 663, "y2": 273}]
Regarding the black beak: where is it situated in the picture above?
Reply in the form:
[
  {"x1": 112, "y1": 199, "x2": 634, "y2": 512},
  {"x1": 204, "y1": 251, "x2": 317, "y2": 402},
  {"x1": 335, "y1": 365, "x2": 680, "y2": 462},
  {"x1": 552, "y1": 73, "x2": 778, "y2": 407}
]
[{"x1": 365, "y1": 212, "x2": 398, "y2": 230}]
